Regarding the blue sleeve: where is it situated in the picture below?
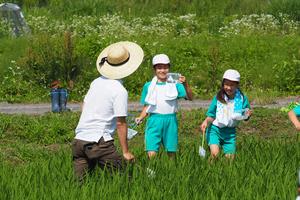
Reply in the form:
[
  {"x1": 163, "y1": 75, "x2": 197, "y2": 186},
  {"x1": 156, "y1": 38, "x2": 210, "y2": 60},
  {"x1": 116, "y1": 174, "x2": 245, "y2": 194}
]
[
  {"x1": 242, "y1": 95, "x2": 251, "y2": 109},
  {"x1": 140, "y1": 82, "x2": 150, "y2": 105},
  {"x1": 293, "y1": 105, "x2": 300, "y2": 116},
  {"x1": 176, "y1": 83, "x2": 187, "y2": 99},
  {"x1": 206, "y1": 96, "x2": 217, "y2": 118}
]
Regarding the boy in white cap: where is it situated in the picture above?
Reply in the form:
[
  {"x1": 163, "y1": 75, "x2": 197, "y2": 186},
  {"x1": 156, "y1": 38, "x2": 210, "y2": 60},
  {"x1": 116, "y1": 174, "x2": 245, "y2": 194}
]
[
  {"x1": 200, "y1": 69, "x2": 252, "y2": 159},
  {"x1": 135, "y1": 54, "x2": 193, "y2": 159},
  {"x1": 72, "y1": 41, "x2": 143, "y2": 181}
]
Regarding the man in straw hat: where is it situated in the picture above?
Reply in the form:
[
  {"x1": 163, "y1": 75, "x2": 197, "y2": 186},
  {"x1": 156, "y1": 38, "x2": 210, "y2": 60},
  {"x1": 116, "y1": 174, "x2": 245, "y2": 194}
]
[{"x1": 72, "y1": 41, "x2": 144, "y2": 181}]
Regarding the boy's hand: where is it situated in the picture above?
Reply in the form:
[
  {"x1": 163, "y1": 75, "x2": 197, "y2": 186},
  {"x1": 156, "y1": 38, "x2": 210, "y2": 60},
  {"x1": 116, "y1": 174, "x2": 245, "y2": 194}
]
[
  {"x1": 135, "y1": 117, "x2": 143, "y2": 125},
  {"x1": 178, "y1": 75, "x2": 186, "y2": 84},
  {"x1": 246, "y1": 109, "x2": 253, "y2": 117}
]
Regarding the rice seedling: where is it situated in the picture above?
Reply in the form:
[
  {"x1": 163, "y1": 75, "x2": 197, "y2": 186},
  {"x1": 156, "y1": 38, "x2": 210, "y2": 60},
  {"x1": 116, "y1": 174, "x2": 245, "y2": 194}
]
[{"x1": 0, "y1": 109, "x2": 298, "y2": 199}]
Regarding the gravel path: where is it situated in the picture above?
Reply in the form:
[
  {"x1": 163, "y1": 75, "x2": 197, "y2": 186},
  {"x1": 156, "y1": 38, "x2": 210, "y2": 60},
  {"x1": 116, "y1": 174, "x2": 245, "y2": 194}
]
[{"x1": 0, "y1": 96, "x2": 298, "y2": 115}]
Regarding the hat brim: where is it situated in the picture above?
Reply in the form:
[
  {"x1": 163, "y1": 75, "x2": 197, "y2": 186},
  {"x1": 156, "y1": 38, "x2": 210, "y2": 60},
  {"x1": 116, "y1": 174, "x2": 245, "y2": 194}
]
[{"x1": 96, "y1": 41, "x2": 144, "y2": 79}]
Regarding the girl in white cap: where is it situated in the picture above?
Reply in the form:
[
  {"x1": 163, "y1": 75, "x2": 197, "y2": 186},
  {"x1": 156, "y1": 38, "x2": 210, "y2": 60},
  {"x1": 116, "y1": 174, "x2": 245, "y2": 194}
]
[
  {"x1": 200, "y1": 69, "x2": 252, "y2": 159},
  {"x1": 135, "y1": 54, "x2": 193, "y2": 159}
]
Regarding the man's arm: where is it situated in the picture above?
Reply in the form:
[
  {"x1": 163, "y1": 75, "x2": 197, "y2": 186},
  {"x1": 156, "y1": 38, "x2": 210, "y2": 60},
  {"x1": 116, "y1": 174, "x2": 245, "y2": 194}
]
[{"x1": 116, "y1": 116, "x2": 135, "y2": 161}]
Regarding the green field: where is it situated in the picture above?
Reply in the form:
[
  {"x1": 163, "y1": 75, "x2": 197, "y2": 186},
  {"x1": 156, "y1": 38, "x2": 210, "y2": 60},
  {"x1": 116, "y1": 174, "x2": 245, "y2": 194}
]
[
  {"x1": 0, "y1": 1, "x2": 299, "y2": 199},
  {"x1": 0, "y1": 108, "x2": 299, "y2": 199},
  {"x1": 0, "y1": 0, "x2": 299, "y2": 102}
]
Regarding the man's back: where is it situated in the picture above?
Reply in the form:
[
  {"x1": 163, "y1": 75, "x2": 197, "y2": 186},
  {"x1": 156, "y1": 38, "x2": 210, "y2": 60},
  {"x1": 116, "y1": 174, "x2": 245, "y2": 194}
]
[{"x1": 75, "y1": 76, "x2": 128, "y2": 142}]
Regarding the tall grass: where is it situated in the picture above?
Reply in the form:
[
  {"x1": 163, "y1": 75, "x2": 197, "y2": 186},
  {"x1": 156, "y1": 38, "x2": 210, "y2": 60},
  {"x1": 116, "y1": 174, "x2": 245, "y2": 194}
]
[
  {"x1": 0, "y1": 136, "x2": 298, "y2": 199},
  {"x1": 0, "y1": 109, "x2": 299, "y2": 199},
  {"x1": 1, "y1": 1, "x2": 300, "y2": 102},
  {"x1": 1, "y1": 32, "x2": 298, "y2": 102},
  {"x1": 0, "y1": 108, "x2": 297, "y2": 144},
  {"x1": 9, "y1": 0, "x2": 300, "y2": 21},
  {"x1": 270, "y1": 0, "x2": 300, "y2": 21},
  {"x1": 0, "y1": 37, "x2": 28, "y2": 74}
]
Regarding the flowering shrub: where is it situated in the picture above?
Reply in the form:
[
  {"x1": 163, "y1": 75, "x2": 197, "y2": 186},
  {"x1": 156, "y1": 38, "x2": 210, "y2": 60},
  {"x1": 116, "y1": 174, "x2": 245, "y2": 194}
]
[
  {"x1": 219, "y1": 13, "x2": 299, "y2": 36},
  {"x1": 26, "y1": 13, "x2": 204, "y2": 39},
  {"x1": 26, "y1": 13, "x2": 300, "y2": 40},
  {"x1": 0, "y1": 60, "x2": 43, "y2": 102},
  {"x1": 2, "y1": 12, "x2": 300, "y2": 102}
]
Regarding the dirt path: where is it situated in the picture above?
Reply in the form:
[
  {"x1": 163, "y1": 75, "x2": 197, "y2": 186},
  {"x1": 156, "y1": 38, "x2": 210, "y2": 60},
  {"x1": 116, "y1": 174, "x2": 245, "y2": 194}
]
[{"x1": 0, "y1": 96, "x2": 298, "y2": 115}]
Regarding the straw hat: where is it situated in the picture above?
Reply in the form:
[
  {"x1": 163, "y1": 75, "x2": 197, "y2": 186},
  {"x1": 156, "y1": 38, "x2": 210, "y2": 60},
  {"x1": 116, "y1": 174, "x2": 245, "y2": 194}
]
[{"x1": 96, "y1": 41, "x2": 144, "y2": 79}]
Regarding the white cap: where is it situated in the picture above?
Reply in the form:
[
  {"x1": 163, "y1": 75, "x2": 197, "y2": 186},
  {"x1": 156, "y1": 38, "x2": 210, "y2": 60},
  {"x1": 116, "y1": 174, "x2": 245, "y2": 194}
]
[
  {"x1": 152, "y1": 54, "x2": 170, "y2": 66},
  {"x1": 223, "y1": 69, "x2": 240, "y2": 82}
]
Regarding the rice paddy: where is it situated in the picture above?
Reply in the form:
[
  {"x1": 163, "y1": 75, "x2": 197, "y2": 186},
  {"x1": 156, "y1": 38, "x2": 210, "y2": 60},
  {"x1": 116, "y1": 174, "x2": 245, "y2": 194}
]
[{"x1": 0, "y1": 108, "x2": 299, "y2": 199}]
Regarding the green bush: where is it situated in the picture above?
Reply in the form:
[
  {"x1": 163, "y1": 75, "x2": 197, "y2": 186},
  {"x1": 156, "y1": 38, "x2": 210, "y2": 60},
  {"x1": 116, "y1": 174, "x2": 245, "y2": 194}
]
[
  {"x1": 3, "y1": 32, "x2": 300, "y2": 102},
  {"x1": 270, "y1": 0, "x2": 300, "y2": 21},
  {"x1": 18, "y1": 32, "x2": 86, "y2": 87},
  {"x1": 1, "y1": 2, "x2": 300, "y2": 102},
  {"x1": 273, "y1": 59, "x2": 300, "y2": 92},
  {"x1": 0, "y1": 19, "x2": 12, "y2": 37}
]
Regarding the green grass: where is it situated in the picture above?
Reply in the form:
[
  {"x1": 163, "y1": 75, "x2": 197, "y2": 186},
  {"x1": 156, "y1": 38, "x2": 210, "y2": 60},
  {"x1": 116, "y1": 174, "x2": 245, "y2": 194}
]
[
  {"x1": 0, "y1": 136, "x2": 298, "y2": 199},
  {"x1": 0, "y1": 108, "x2": 297, "y2": 144},
  {"x1": 1, "y1": 33, "x2": 298, "y2": 103},
  {"x1": 0, "y1": 108, "x2": 299, "y2": 199},
  {"x1": 0, "y1": 37, "x2": 28, "y2": 74},
  {"x1": 19, "y1": 0, "x2": 262, "y2": 18},
  {"x1": 14, "y1": 0, "x2": 300, "y2": 21},
  {"x1": 1, "y1": 2, "x2": 300, "y2": 102}
]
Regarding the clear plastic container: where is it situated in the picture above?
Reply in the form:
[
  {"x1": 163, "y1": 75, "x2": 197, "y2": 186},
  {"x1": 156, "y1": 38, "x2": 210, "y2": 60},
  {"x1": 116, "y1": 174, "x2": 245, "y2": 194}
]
[
  {"x1": 167, "y1": 73, "x2": 181, "y2": 83},
  {"x1": 232, "y1": 108, "x2": 250, "y2": 121}
]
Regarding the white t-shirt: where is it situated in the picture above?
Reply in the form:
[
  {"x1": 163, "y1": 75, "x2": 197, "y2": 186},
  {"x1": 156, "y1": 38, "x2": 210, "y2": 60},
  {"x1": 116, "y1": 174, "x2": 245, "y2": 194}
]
[
  {"x1": 140, "y1": 82, "x2": 187, "y2": 114},
  {"x1": 75, "y1": 76, "x2": 128, "y2": 142},
  {"x1": 147, "y1": 84, "x2": 178, "y2": 114}
]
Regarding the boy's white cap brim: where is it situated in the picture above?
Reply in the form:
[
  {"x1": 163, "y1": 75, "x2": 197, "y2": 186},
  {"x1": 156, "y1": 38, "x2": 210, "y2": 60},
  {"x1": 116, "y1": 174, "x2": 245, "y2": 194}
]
[
  {"x1": 152, "y1": 54, "x2": 170, "y2": 66},
  {"x1": 223, "y1": 69, "x2": 240, "y2": 82}
]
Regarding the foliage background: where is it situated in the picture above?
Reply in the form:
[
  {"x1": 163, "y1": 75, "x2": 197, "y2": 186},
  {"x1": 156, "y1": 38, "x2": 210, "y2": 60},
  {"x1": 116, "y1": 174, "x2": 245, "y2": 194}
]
[
  {"x1": 0, "y1": 2, "x2": 299, "y2": 199},
  {"x1": 0, "y1": 0, "x2": 299, "y2": 102}
]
